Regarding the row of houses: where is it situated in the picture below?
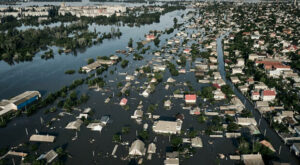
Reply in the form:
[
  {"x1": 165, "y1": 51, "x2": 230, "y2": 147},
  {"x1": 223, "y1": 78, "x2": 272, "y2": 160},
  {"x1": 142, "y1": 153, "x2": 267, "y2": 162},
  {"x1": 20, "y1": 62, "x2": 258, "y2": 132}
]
[{"x1": 59, "y1": 3, "x2": 126, "y2": 18}]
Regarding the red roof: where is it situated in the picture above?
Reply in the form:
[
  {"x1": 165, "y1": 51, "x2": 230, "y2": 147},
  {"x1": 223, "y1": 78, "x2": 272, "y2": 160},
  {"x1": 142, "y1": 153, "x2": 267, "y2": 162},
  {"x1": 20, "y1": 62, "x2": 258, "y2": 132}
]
[
  {"x1": 213, "y1": 83, "x2": 221, "y2": 89},
  {"x1": 225, "y1": 59, "x2": 231, "y2": 63},
  {"x1": 255, "y1": 61, "x2": 281, "y2": 65},
  {"x1": 242, "y1": 32, "x2": 251, "y2": 35},
  {"x1": 185, "y1": 94, "x2": 196, "y2": 101},
  {"x1": 252, "y1": 92, "x2": 260, "y2": 95},
  {"x1": 120, "y1": 98, "x2": 128, "y2": 105},
  {"x1": 273, "y1": 64, "x2": 291, "y2": 69},
  {"x1": 146, "y1": 34, "x2": 155, "y2": 39},
  {"x1": 264, "y1": 64, "x2": 272, "y2": 70},
  {"x1": 263, "y1": 90, "x2": 276, "y2": 96},
  {"x1": 247, "y1": 78, "x2": 254, "y2": 82}
]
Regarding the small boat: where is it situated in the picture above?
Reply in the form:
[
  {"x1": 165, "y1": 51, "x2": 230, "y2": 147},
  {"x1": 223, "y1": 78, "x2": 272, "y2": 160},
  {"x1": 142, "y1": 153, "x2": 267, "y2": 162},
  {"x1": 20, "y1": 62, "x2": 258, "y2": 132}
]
[{"x1": 208, "y1": 140, "x2": 213, "y2": 144}]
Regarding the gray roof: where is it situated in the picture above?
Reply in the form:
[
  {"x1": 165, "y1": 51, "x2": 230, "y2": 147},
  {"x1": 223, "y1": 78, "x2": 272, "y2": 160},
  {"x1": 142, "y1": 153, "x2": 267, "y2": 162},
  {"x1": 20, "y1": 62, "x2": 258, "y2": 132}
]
[{"x1": 44, "y1": 150, "x2": 58, "y2": 163}]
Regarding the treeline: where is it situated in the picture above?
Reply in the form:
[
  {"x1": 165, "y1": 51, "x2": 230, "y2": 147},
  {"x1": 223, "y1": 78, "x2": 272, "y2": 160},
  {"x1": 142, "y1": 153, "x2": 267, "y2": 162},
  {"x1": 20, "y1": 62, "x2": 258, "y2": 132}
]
[{"x1": 0, "y1": 21, "x2": 122, "y2": 64}]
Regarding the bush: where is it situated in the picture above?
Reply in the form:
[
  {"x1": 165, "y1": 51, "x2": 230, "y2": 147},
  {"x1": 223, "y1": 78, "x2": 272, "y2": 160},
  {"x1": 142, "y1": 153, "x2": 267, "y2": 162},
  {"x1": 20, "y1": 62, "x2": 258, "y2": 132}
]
[
  {"x1": 87, "y1": 58, "x2": 95, "y2": 64},
  {"x1": 65, "y1": 70, "x2": 75, "y2": 74},
  {"x1": 121, "y1": 60, "x2": 129, "y2": 68}
]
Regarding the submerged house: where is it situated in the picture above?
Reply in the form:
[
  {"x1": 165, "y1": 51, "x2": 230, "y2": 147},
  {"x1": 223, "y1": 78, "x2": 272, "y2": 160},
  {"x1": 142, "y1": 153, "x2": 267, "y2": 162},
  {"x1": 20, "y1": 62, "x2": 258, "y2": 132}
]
[
  {"x1": 37, "y1": 150, "x2": 58, "y2": 163},
  {"x1": 185, "y1": 94, "x2": 196, "y2": 104},
  {"x1": 87, "y1": 123, "x2": 103, "y2": 132},
  {"x1": 241, "y1": 154, "x2": 264, "y2": 165},
  {"x1": 147, "y1": 143, "x2": 156, "y2": 154},
  {"x1": 65, "y1": 119, "x2": 83, "y2": 130},
  {"x1": 129, "y1": 139, "x2": 146, "y2": 156},
  {"x1": 152, "y1": 119, "x2": 182, "y2": 134},
  {"x1": 120, "y1": 98, "x2": 128, "y2": 106},
  {"x1": 191, "y1": 137, "x2": 203, "y2": 148},
  {"x1": 164, "y1": 152, "x2": 179, "y2": 165}
]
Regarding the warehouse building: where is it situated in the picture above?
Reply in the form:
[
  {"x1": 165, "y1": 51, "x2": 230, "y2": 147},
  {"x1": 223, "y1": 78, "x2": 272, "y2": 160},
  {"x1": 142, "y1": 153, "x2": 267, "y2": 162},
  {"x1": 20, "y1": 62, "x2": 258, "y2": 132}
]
[{"x1": 0, "y1": 91, "x2": 41, "y2": 116}]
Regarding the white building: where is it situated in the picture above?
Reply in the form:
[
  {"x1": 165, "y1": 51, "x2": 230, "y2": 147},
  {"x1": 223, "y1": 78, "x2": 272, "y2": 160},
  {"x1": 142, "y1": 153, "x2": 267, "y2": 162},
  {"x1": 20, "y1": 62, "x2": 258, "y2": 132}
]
[
  {"x1": 236, "y1": 58, "x2": 245, "y2": 67},
  {"x1": 129, "y1": 139, "x2": 146, "y2": 156},
  {"x1": 261, "y1": 90, "x2": 276, "y2": 101},
  {"x1": 236, "y1": 117, "x2": 257, "y2": 126},
  {"x1": 251, "y1": 91, "x2": 260, "y2": 101},
  {"x1": 153, "y1": 120, "x2": 182, "y2": 134},
  {"x1": 232, "y1": 67, "x2": 243, "y2": 74}
]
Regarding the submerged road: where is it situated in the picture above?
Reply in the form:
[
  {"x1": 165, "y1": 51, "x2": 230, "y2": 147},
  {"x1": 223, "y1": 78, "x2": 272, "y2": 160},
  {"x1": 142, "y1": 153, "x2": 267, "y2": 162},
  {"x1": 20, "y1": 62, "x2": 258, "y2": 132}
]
[{"x1": 216, "y1": 33, "x2": 300, "y2": 164}]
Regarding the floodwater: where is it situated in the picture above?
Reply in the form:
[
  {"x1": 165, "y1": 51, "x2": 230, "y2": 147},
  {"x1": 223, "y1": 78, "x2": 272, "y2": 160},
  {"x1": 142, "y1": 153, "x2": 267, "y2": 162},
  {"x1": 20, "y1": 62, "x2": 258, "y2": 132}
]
[
  {"x1": 0, "y1": 8, "x2": 238, "y2": 165},
  {"x1": 0, "y1": 3, "x2": 297, "y2": 165}
]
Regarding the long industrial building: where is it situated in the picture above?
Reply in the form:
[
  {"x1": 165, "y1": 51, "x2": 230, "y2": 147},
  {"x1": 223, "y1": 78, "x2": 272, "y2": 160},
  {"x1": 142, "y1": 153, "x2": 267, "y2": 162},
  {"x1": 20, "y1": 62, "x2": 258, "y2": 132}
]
[{"x1": 0, "y1": 91, "x2": 41, "y2": 116}]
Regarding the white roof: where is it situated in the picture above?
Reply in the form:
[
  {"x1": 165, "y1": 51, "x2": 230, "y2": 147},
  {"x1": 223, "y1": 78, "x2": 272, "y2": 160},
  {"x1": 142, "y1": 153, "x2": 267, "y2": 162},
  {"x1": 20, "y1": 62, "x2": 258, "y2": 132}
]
[
  {"x1": 87, "y1": 123, "x2": 103, "y2": 132},
  {"x1": 164, "y1": 158, "x2": 179, "y2": 165},
  {"x1": 153, "y1": 120, "x2": 182, "y2": 134},
  {"x1": 147, "y1": 143, "x2": 156, "y2": 154},
  {"x1": 30, "y1": 134, "x2": 55, "y2": 142},
  {"x1": 65, "y1": 119, "x2": 83, "y2": 130},
  {"x1": 129, "y1": 139, "x2": 146, "y2": 156},
  {"x1": 191, "y1": 137, "x2": 203, "y2": 147},
  {"x1": 237, "y1": 118, "x2": 257, "y2": 126},
  {"x1": 241, "y1": 154, "x2": 264, "y2": 165}
]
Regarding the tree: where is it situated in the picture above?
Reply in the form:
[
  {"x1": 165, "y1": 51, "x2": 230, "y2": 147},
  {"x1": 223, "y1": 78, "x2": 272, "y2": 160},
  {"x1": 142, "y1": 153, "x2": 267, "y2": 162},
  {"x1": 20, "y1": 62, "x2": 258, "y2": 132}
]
[
  {"x1": 173, "y1": 17, "x2": 178, "y2": 26},
  {"x1": 138, "y1": 131, "x2": 149, "y2": 141},
  {"x1": 227, "y1": 123, "x2": 239, "y2": 132},
  {"x1": 128, "y1": 38, "x2": 133, "y2": 48},
  {"x1": 171, "y1": 135, "x2": 182, "y2": 148},
  {"x1": 121, "y1": 126, "x2": 130, "y2": 134},
  {"x1": 154, "y1": 37, "x2": 160, "y2": 47},
  {"x1": 112, "y1": 134, "x2": 121, "y2": 143},
  {"x1": 87, "y1": 58, "x2": 95, "y2": 64}
]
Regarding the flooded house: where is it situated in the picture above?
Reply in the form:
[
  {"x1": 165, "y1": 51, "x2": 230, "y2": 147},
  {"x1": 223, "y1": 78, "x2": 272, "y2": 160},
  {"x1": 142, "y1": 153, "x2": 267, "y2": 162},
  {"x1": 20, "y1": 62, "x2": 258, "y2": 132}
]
[
  {"x1": 131, "y1": 110, "x2": 143, "y2": 119},
  {"x1": 100, "y1": 116, "x2": 110, "y2": 125},
  {"x1": 152, "y1": 119, "x2": 182, "y2": 134},
  {"x1": 241, "y1": 154, "x2": 265, "y2": 165},
  {"x1": 29, "y1": 134, "x2": 56, "y2": 143},
  {"x1": 87, "y1": 123, "x2": 103, "y2": 132},
  {"x1": 147, "y1": 143, "x2": 156, "y2": 154},
  {"x1": 120, "y1": 98, "x2": 128, "y2": 106},
  {"x1": 185, "y1": 94, "x2": 197, "y2": 104},
  {"x1": 164, "y1": 152, "x2": 179, "y2": 165},
  {"x1": 191, "y1": 137, "x2": 203, "y2": 148},
  {"x1": 65, "y1": 119, "x2": 83, "y2": 130},
  {"x1": 129, "y1": 139, "x2": 146, "y2": 156},
  {"x1": 37, "y1": 150, "x2": 58, "y2": 163}
]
